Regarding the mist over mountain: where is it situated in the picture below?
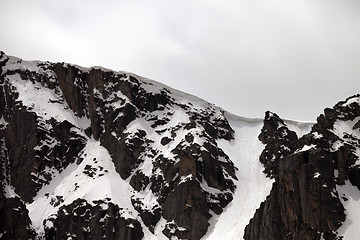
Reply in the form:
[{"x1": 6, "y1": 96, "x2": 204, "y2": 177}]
[{"x1": 0, "y1": 51, "x2": 359, "y2": 240}]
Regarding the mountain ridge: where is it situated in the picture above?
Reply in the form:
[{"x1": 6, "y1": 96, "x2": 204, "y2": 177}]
[{"x1": 1, "y1": 51, "x2": 359, "y2": 240}]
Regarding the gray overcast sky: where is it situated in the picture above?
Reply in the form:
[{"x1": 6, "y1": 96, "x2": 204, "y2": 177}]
[{"x1": 1, "y1": 0, "x2": 359, "y2": 121}]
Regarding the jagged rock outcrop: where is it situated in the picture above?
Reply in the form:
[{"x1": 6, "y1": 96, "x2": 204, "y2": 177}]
[
  {"x1": 245, "y1": 95, "x2": 360, "y2": 240},
  {"x1": 258, "y1": 111, "x2": 298, "y2": 178},
  {"x1": 162, "y1": 180, "x2": 210, "y2": 240},
  {"x1": 43, "y1": 199, "x2": 144, "y2": 240},
  {"x1": 244, "y1": 149, "x2": 346, "y2": 240}
]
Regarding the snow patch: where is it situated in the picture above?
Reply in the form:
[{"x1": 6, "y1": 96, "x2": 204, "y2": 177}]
[
  {"x1": 296, "y1": 144, "x2": 316, "y2": 153},
  {"x1": 313, "y1": 132, "x2": 323, "y2": 139},
  {"x1": 179, "y1": 174, "x2": 194, "y2": 185},
  {"x1": 4, "y1": 184, "x2": 19, "y2": 198},
  {"x1": 284, "y1": 120, "x2": 313, "y2": 138},
  {"x1": 26, "y1": 139, "x2": 139, "y2": 235},
  {"x1": 8, "y1": 74, "x2": 90, "y2": 129},
  {"x1": 332, "y1": 117, "x2": 360, "y2": 140},
  {"x1": 0, "y1": 116, "x2": 8, "y2": 128},
  {"x1": 337, "y1": 181, "x2": 360, "y2": 239}
]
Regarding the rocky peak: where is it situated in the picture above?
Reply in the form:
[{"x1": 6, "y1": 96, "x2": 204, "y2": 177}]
[
  {"x1": 258, "y1": 111, "x2": 299, "y2": 178},
  {"x1": 245, "y1": 96, "x2": 360, "y2": 240}
]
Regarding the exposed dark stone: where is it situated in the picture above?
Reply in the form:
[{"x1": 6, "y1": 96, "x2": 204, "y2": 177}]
[
  {"x1": 244, "y1": 149, "x2": 345, "y2": 240},
  {"x1": 333, "y1": 146, "x2": 356, "y2": 185},
  {"x1": 205, "y1": 191, "x2": 233, "y2": 215},
  {"x1": 131, "y1": 197, "x2": 162, "y2": 233},
  {"x1": 0, "y1": 196, "x2": 35, "y2": 239},
  {"x1": 130, "y1": 170, "x2": 150, "y2": 191},
  {"x1": 52, "y1": 63, "x2": 88, "y2": 118},
  {"x1": 44, "y1": 199, "x2": 144, "y2": 240},
  {"x1": 185, "y1": 133, "x2": 194, "y2": 143},
  {"x1": 139, "y1": 207, "x2": 162, "y2": 233},
  {"x1": 186, "y1": 107, "x2": 234, "y2": 141},
  {"x1": 162, "y1": 180, "x2": 210, "y2": 240},
  {"x1": 3, "y1": 107, "x2": 85, "y2": 202},
  {"x1": 172, "y1": 138, "x2": 237, "y2": 193},
  {"x1": 4, "y1": 107, "x2": 39, "y2": 202},
  {"x1": 258, "y1": 111, "x2": 298, "y2": 178},
  {"x1": 247, "y1": 97, "x2": 360, "y2": 240},
  {"x1": 104, "y1": 129, "x2": 148, "y2": 180},
  {"x1": 353, "y1": 119, "x2": 360, "y2": 130},
  {"x1": 200, "y1": 147, "x2": 236, "y2": 192},
  {"x1": 161, "y1": 136, "x2": 172, "y2": 145},
  {"x1": 151, "y1": 118, "x2": 170, "y2": 128},
  {"x1": 0, "y1": 63, "x2": 86, "y2": 202},
  {"x1": 185, "y1": 121, "x2": 196, "y2": 130},
  {"x1": 152, "y1": 155, "x2": 178, "y2": 184},
  {"x1": 349, "y1": 166, "x2": 360, "y2": 191}
]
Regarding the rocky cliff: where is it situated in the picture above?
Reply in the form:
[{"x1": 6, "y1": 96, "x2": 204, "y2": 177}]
[
  {"x1": 0, "y1": 51, "x2": 237, "y2": 240},
  {"x1": 244, "y1": 97, "x2": 360, "y2": 240},
  {"x1": 0, "y1": 51, "x2": 359, "y2": 240}
]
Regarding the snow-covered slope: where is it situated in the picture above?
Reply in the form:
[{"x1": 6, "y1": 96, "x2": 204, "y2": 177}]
[
  {"x1": 1, "y1": 51, "x2": 359, "y2": 240},
  {"x1": 205, "y1": 114, "x2": 272, "y2": 239}
]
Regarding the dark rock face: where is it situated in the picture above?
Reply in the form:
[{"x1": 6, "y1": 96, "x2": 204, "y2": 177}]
[
  {"x1": 0, "y1": 51, "x2": 238, "y2": 240},
  {"x1": 162, "y1": 180, "x2": 210, "y2": 240},
  {"x1": 0, "y1": 196, "x2": 35, "y2": 240},
  {"x1": 43, "y1": 199, "x2": 144, "y2": 240},
  {"x1": 244, "y1": 149, "x2": 345, "y2": 240},
  {"x1": 245, "y1": 95, "x2": 360, "y2": 240},
  {"x1": 258, "y1": 111, "x2": 298, "y2": 178},
  {"x1": 0, "y1": 54, "x2": 86, "y2": 203},
  {"x1": 3, "y1": 110, "x2": 86, "y2": 202}
]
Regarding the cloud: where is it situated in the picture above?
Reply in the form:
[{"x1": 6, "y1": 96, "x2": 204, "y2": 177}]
[{"x1": 1, "y1": 0, "x2": 359, "y2": 121}]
